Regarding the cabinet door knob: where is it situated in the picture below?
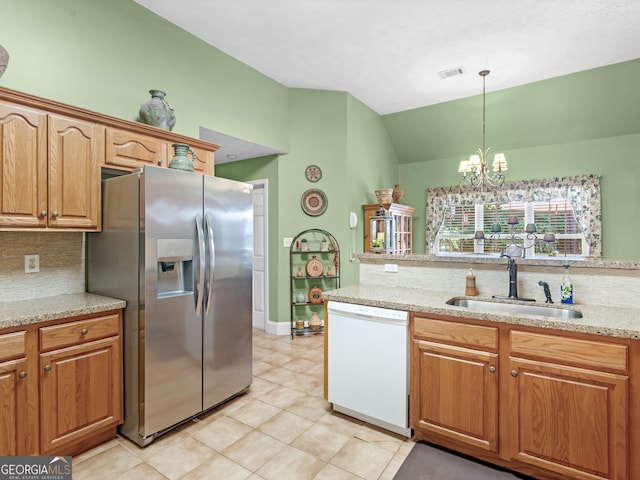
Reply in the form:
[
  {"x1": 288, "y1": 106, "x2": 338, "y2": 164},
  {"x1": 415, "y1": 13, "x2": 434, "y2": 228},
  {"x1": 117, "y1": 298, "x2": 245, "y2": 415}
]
[
  {"x1": 157, "y1": 159, "x2": 163, "y2": 165},
  {"x1": 40, "y1": 210, "x2": 47, "y2": 217},
  {"x1": 81, "y1": 328, "x2": 89, "y2": 335},
  {"x1": 19, "y1": 371, "x2": 27, "y2": 379},
  {"x1": 44, "y1": 365, "x2": 51, "y2": 372},
  {"x1": 52, "y1": 211, "x2": 59, "y2": 217},
  {"x1": 511, "y1": 370, "x2": 518, "y2": 377},
  {"x1": 489, "y1": 366, "x2": 496, "y2": 373}
]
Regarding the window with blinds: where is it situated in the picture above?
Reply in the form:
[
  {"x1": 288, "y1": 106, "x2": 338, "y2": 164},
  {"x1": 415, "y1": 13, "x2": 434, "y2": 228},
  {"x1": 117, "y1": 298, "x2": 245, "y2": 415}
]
[{"x1": 436, "y1": 198, "x2": 586, "y2": 257}]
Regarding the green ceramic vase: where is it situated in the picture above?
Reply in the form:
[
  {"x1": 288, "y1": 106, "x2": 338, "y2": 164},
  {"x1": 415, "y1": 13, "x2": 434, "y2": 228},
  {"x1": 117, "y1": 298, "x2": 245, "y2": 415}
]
[{"x1": 139, "y1": 89, "x2": 176, "y2": 131}]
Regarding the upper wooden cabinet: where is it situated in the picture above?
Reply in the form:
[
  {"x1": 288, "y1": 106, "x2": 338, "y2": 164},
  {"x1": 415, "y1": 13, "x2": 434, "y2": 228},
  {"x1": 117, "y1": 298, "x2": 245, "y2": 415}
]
[
  {"x1": 104, "y1": 128, "x2": 214, "y2": 176},
  {"x1": 0, "y1": 86, "x2": 219, "y2": 231},
  {"x1": 0, "y1": 102, "x2": 102, "y2": 230},
  {"x1": 47, "y1": 114, "x2": 103, "y2": 229},
  {"x1": 0, "y1": 102, "x2": 48, "y2": 228},
  {"x1": 105, "y1": 128, "x2": 168, "y2": 172}
]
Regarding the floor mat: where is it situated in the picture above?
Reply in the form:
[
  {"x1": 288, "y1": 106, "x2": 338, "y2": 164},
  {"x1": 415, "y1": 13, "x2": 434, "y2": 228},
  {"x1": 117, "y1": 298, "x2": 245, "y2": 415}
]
[{"x1": 394, "y1": 442, "x2": 536, "y2": 480}]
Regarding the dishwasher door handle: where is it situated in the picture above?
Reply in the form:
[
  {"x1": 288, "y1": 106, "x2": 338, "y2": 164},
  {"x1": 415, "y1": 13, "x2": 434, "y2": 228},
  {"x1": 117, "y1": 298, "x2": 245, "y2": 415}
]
[{"x1": 330, "y1": 312, "x2": 408, "y2": 327}]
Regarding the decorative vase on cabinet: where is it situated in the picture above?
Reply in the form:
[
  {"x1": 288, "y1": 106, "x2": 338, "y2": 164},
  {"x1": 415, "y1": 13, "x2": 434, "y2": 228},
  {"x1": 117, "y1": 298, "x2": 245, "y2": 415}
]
[
  {"x1": 393, "y1": 184, "x2": 404, "y2": 203},
  {"x1": 139, "y1": 89, "x2": 176, "y2": 131},
  {"x1": 168, "y1": 143, "x2": 197, "y2": 172}
]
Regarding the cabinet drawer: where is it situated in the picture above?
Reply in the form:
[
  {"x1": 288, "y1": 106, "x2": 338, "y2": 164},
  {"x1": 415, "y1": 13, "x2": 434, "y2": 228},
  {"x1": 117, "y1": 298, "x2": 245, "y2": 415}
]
[
  {"x1": 413, "y1": 316, "x2": 498, "y2": 351},
  {"x1": 39, "y1": 313, "x2": 121, "y2": 352},
  {"x1": 510, "y1": 330, "x2": 628, "y2": 373},
  {"x1": 191, "y1": 145, "x2": 214, "y2": 175},
  {"x1": 0, "y1": 331, "x2": 27, "y2": 362},
  {"x1": 104, "y1": 128, "x2": 168, "y2": 170}
]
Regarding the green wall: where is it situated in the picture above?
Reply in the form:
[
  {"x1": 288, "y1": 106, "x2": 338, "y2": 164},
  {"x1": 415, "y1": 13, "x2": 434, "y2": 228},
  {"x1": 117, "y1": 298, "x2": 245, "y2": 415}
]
[
  {"x1": 3, "y1": 0, "x2": 638, "y2": 329},
  {"x1": 386, "y1": 60, "x2": 640, "y2": 259},
  {"x1": 2, "y1": 0, "x2": 289, "y2": 151},
  {"x1": 219, "y1": 89, "x2": 398, "y2": 323}
]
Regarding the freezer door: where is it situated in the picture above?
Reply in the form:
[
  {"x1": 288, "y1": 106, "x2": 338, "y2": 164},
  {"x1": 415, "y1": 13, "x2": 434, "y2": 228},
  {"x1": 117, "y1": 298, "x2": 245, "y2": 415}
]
[
  {"x1": 141, "y1": 166, "x2": 204, "y2": 437},
  {"x1": 203, "y1": 176, "x2": 253, "y2": 409}
]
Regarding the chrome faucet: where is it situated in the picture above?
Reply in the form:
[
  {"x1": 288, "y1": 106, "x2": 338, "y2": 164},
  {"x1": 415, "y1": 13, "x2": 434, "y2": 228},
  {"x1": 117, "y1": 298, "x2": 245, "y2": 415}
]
[{"x1": 493, "y1": 249, "x2": 536, "y2": 302}]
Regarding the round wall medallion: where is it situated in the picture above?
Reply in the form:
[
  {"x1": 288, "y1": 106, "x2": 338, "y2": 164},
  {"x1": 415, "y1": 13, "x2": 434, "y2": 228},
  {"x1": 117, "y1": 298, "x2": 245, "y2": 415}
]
[
  {"x1": 301, "y1": 188, "x2": 327, "y2": 216},
  {"x1": 305, "y1": 164, "x2": 322, "y2": 182}
]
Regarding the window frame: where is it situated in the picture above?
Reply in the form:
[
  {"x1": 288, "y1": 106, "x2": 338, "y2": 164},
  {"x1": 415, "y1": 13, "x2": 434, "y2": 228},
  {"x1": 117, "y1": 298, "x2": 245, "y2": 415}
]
[
  {"x1": 426, "y1": 175, "x2": 601, "y2": 258},
  {"x1": 434, "y1": 200, "x2": 589, "y2": 258}
]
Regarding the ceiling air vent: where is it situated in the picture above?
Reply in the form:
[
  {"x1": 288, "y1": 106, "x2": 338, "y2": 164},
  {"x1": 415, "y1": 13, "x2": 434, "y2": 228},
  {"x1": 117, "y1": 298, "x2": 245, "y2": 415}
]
[{"x1": 437, "y1": 66, "x2": 465, "y2": 79}]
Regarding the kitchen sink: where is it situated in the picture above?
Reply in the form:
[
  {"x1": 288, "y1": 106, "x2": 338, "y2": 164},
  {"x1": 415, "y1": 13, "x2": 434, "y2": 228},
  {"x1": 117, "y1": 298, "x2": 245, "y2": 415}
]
[{"x1": 446, "y1": 298, "x2": 583, "y2": 319}]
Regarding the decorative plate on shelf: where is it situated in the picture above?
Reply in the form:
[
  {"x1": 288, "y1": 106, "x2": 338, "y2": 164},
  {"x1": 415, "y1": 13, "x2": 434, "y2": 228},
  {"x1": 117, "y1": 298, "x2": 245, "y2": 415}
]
[
  {"x1": 305, "y1": 256, "x2": 324, "y2": 277},
  {"x1": 301, "y1": 188, "x2": 327, "y2": 216},
  {"x1": 308, "y1": 286, "x2": 323, "y2": 304}
]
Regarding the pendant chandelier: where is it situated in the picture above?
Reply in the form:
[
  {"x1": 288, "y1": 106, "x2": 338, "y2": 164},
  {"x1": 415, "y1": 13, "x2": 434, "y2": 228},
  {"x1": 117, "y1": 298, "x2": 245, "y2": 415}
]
[{"x1": 458, "y1": 70, "x2": 507, "y2": 189}]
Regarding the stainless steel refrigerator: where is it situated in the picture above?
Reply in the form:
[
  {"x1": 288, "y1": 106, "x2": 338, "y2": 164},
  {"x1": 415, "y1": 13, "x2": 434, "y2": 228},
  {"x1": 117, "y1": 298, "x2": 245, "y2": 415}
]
[{"x1": 88, "y1": 165, "x2": 253, "y2": 447}]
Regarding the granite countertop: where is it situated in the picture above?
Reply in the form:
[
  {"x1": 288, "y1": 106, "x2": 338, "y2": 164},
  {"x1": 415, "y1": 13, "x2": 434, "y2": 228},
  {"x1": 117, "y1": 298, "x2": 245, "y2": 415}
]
[
  {"x1": 357, "y1": 253, "x2": 640, "y2": 270},
  {"x1": 0, "y1": 292, "x2": 126, "y2": 329},
  {"x1": 323, "y1": 285, "x2": 640, "y2": 340}
]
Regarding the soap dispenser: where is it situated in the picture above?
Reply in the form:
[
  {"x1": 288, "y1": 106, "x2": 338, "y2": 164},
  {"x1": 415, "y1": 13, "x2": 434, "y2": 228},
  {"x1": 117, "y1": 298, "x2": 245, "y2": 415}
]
[
  {"x1": 560, "y1": 264, "x2": 573, "y2": 304},
  {"x1": 465, "y1": 268, "x2": 478, "y2": 296}
]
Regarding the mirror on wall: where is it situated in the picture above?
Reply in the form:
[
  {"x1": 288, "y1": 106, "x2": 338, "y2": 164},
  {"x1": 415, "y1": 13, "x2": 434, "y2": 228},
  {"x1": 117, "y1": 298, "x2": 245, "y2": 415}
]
[{"x1": 426, "y1": 175, "x2": 601, "y2": 260}]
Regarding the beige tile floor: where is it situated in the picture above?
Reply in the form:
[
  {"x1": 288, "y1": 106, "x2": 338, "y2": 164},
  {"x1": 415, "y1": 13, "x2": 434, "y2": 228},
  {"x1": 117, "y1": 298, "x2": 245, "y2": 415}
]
[{"x1": 72, "y1": 329, "x2": 416, "y2": 480}]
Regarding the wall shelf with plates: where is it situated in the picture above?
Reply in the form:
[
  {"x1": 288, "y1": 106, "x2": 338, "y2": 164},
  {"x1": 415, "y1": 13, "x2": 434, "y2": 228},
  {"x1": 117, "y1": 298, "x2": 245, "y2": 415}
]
[{"x1": 289, "y1": 228, "x2": 340, "y2": 338}]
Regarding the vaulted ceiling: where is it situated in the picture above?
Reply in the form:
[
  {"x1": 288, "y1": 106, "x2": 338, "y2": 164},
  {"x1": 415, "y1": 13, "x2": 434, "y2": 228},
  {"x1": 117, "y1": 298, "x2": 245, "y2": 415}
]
[{"x1": 135, "y1": 0, "x2": 640, "y2": 115}]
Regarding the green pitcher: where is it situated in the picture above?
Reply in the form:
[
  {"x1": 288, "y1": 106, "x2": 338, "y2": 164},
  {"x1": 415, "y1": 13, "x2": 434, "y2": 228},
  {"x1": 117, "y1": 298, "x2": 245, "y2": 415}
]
[{"x1": 169, "y1": 143, "x2": 197, "y2": 172}]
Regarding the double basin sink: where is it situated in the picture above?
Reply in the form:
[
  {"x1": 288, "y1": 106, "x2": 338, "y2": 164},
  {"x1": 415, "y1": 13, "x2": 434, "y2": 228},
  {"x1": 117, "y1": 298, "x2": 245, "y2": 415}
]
[{"x1": 446, "y1": 297, "x2": 583, "y2": 320}]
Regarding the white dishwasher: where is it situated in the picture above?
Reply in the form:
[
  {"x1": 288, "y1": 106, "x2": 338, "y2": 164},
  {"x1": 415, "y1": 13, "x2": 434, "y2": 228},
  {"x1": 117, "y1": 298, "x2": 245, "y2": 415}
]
[{"x1": 327, "y1": 301, "x2": 411, "y2": 437}]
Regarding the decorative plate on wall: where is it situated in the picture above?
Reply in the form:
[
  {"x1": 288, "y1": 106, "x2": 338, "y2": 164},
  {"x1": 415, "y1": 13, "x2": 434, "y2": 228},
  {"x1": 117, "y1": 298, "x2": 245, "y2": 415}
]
[
  {"x1": 305, "y1": 164, "x2": 322, "y2": 182},
  {"x1": 301, "y1": 188, "x2": 328, "y2": 216}
]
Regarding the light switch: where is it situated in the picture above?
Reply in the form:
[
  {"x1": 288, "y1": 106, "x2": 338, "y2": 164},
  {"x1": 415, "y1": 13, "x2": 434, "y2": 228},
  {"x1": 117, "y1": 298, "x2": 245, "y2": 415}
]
[
  {"x1": 283, "y1": 237, "x2": 293, "y2": 247},
  {"x1": 25, "y1": 254, "x2": 40, "y2": 273}
]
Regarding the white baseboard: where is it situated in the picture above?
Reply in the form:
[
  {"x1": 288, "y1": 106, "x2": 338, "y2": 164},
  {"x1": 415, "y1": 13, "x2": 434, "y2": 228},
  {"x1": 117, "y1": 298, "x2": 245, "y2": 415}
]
[{"x1": 265, "y1": 320, "x2": 291, "y2": 336}]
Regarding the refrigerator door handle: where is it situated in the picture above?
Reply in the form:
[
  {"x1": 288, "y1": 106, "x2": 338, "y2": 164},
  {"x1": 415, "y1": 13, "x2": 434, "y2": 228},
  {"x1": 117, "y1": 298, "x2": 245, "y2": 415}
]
[
  {"x1": 194, "y1": 214, "x2": 206, "y2": 316},
  {"x1": 204, "y1": 213, "x2": 215, "y2": 315}
]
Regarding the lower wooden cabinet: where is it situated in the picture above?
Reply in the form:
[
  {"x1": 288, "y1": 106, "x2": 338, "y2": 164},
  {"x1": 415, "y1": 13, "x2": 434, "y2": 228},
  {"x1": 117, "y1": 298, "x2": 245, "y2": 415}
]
[
  {"x1": 40, "y1": 336, "x2": 122, "y2": 455},
  {"x1": 507, "y1": 330, "x2": 629, "y2": 480},
  {"x1": 0, "y1": 330, "x2": 33, "y2": 455},
  {"x1": 411, "y1": 313, "x2": 635, "y2": 480},
  {"x1": 0, "y1": 310, "x2": 123, "y2": 457},
  {"x1": 411, "y1": 337, "x2": 498, "y2": 453}
]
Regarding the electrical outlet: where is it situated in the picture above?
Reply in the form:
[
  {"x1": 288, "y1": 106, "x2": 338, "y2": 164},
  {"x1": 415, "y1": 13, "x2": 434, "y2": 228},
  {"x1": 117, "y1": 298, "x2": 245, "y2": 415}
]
[
  {"x1": 25, "y1": 254, "x2": 40, "y2": 273},
  {"x1": 283, "y1": 237, "x2": 293, "y2": 247},
  {"x1": 384, "y1": 263, "x2": 398, "y2": 273}
]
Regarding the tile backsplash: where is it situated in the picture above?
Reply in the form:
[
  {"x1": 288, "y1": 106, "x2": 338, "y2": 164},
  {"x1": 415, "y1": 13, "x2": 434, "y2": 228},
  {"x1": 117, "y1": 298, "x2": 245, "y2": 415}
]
[
  {"x1": 0, "y1": 231, "x2": 85, "y2": 302},
  {"x1": 360, "y1": 259, "x2": 639, "y2": 309}
]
